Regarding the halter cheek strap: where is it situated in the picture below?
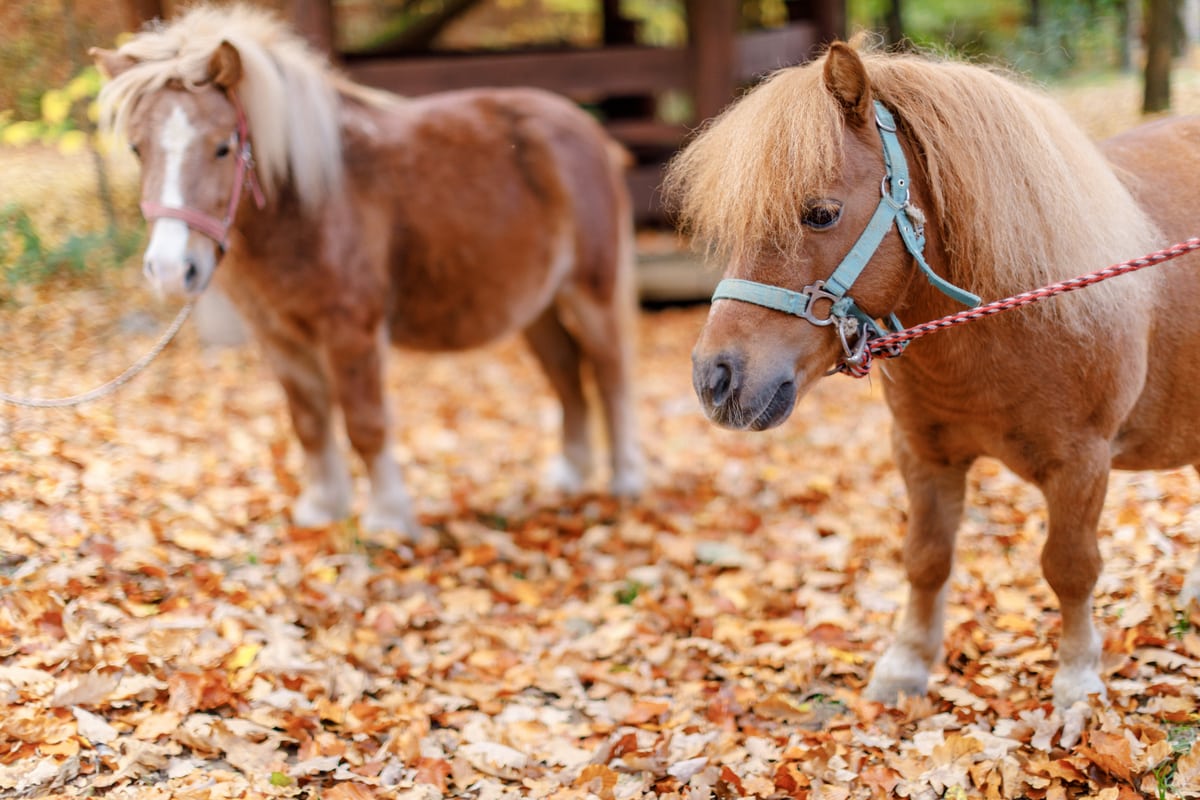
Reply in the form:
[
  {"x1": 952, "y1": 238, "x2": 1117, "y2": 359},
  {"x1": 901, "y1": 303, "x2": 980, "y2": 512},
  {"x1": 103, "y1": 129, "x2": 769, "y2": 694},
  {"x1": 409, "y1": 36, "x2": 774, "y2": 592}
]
[
  {"x1": 139, "y1": 89, "x2": 266, "y2": 251},
  {"x1": 711, "y1": 101, "x2": 980, "y2": 368}
]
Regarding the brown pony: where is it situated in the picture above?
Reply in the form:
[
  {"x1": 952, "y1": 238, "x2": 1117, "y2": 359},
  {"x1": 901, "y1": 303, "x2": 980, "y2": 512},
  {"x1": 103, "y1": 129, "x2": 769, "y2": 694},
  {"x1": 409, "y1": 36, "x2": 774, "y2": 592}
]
[
  {"x1": 667, "y1": 40, "x2": 1200, "y2": 707},
  {"x1": 92, "y1": 4, "x2": 643, "y2": 536}
]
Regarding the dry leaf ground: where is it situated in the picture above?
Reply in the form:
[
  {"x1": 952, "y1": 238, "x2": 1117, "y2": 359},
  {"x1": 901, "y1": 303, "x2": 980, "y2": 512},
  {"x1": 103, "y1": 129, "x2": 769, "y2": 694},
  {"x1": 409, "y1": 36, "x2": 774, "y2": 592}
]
[{"x1": 3, "y1": 70, "x2": 1200, "y2": 799}]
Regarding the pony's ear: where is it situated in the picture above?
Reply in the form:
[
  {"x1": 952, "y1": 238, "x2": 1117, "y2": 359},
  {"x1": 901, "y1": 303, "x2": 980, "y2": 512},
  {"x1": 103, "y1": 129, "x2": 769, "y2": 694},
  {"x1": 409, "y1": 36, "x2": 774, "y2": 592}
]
[
  {"x1": 90, "y1": 47, "x2": 136, "y2": 79},
  {"x1": 822, "y1": 42, "x2": 873, "y2": 126},
  {"x1": 208, "y1": 41, "x2": 243, "y2": 89}
]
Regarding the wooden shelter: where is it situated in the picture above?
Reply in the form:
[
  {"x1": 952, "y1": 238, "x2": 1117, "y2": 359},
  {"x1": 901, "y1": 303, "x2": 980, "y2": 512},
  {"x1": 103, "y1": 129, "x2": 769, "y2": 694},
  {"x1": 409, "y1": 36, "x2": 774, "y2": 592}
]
[{"x1": 121, "y1": 0, "x2": 845, "y2": 221}]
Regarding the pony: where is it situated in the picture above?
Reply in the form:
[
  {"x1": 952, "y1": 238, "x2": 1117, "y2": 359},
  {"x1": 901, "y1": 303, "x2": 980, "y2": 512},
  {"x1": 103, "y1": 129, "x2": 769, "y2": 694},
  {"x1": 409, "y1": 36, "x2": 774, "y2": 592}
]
[
  {"x1": 91, "y1": 4, "x2": 643, "y2": 536},
  {"x1": 667, "y1": 39, "x2": 1200, "y2": 708}
]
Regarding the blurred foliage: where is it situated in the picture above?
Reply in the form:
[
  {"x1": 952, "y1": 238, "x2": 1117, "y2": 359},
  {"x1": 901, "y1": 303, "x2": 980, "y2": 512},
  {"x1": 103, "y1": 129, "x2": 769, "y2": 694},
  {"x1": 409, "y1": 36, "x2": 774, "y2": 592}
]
[
  {"x1": 0, "y1": 63, "x2": 142, "y2": 286},
  {"x1": 0, "y1": 0, "x2": 127, "y2": 121},
  {"x1": 332, "y1": 0, "x2": 1141, "y2": 78},
  {"x1": 0, "y1": 68, "x2": 104, "y2": 155},
  {"x1": 849, "y1": 0, "x2": 1133, "y2": 77}
]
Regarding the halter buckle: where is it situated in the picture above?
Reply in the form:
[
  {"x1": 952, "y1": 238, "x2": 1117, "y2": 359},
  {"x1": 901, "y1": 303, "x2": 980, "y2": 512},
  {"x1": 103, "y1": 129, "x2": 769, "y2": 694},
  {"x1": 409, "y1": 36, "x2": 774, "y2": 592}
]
[{"x1": 798, "y1": 280, "x2": 842, "y2": 326}]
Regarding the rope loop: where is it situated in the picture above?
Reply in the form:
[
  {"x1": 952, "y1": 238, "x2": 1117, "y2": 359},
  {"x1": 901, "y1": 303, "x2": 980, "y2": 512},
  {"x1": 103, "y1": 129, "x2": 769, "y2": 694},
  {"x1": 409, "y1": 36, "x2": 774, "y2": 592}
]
[{"x1": 0, "y1": 302, "x2": 193, "y2": 408}]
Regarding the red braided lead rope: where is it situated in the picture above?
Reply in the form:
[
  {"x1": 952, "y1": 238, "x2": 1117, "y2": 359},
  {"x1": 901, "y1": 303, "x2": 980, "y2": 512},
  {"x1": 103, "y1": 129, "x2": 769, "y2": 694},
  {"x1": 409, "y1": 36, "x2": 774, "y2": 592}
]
[{"x1": 841, "y1": 236, "x2": 1200, "y2": 378}]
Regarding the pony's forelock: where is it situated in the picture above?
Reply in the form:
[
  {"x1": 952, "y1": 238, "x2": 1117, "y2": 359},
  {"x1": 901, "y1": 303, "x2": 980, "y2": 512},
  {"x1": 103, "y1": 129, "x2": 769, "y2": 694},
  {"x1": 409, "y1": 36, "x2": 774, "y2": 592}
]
[
  {"x1": 97, "y1": 3, "x2": 344, "y2": 211},
  {"x1": 664, "y1": 64, "x2": 846, "y2": 263}
]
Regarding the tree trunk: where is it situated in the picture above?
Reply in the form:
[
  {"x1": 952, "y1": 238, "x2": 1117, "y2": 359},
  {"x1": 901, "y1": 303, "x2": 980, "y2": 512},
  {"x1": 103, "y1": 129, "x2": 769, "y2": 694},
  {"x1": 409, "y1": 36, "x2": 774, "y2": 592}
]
[
  {"x1": 1144, "y1": 0, "x2": 1179, "y2": 112},
  {"x1": 884, "y1": 0, "x2": 904, "y2": 46}
]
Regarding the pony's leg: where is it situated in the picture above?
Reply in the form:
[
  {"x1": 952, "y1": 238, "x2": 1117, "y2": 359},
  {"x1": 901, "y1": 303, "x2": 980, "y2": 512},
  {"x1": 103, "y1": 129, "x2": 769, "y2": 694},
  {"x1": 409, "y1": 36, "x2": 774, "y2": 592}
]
[
  {"x1": 260, "y1": 335, "x2": 353, "y2": 526},
  {"x1": 327, "y1": 322, "x2": 416, "y2": 536},
  {"x1": 523, "y1": 308, "x2": 592, "y2": 493},
  {"x1": 555, "y1": 289, "x2": 644, "y2": 497},
  {"x1": 1042, "y1": 448, "x2": 1109, "y2": 707},
  {"x1": 864, "y1": 433, "x2": 968, "y2": 703}
]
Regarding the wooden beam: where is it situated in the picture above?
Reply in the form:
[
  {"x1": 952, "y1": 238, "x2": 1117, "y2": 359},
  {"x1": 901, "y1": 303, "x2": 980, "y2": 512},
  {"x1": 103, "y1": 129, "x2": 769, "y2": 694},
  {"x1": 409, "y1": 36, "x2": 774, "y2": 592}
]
[
  {"x1": 684, "y1": 0, "x2": 739, "y2": 124},
  {"x1": 346, "y1": 46, "x2": 689, "y2": 99},
  {"x1": 736, "y1": 23, "x2": 817, "y2": 81}
]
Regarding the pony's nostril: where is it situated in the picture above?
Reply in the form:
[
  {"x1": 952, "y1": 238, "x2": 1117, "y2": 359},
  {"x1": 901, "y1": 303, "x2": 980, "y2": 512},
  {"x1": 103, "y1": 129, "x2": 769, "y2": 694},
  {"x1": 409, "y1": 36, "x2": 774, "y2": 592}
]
[
  {"x1": 143, "y1": 259, "x2": 156, "y2": 280},
  {"x1": 708, "y1": 360, "x2": 733, "y2": 406},
  {"x1": 183, "y1": 260, "x2": 200, "y2": 292}
]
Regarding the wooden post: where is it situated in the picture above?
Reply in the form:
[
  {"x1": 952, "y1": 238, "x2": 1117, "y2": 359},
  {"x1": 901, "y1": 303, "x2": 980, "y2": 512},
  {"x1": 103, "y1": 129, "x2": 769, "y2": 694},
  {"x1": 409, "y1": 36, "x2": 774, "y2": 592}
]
[
  {"x1": 685, "y1": 0, "x2": 738, "y2": 124},
  {"x1": 123, "y1": 0, "x2": 164, "y2": 30},
  {"x1": 291, "y1": 0, "x2": 335, "y2": 55}
]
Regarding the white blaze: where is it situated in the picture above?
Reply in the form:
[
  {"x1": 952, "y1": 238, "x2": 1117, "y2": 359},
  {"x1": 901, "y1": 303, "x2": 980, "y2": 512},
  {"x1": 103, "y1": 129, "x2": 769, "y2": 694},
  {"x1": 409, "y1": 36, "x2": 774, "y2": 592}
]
[{"x1": 143, "y1": 104, "x2": 196, "y2": 293}]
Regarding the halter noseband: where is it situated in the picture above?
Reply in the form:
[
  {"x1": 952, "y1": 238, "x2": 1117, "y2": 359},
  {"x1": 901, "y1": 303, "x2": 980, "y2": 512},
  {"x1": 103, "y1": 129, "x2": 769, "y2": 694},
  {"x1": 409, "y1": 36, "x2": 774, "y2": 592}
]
[
  {"x1": 139, "y1": 89, "x2": 266, "y2": 252},
  {"x1": 711, "y1": 101, "x2": 980, "y2": 371}
]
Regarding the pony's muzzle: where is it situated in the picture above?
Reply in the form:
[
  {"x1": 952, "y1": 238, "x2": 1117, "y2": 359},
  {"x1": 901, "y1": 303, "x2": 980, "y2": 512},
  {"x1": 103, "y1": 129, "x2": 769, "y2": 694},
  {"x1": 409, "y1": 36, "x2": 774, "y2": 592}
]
[{"x1": 693, "y1": 349, "x2": 798, "y2": 431}]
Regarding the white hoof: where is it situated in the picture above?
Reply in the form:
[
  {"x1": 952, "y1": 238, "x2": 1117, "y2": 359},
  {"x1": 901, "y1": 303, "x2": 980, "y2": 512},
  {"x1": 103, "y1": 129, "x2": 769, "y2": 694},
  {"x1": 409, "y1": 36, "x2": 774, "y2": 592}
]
[
  {"x1": 544, "y1": 455, "x2": 588, "y2": 495},
  {"x1": 864, "y1": 645, "x2": 934, "y2": 704},
  {"x1": 609, "y1": 466, "x2": 645, "y2": 498},
  {"x1": 292, "y1": 482, "x2": 351, "y2": 527},
  {"x1": 362, "y1": 499, "x2": 419, "y2": 539},
  {"x1": 1052, "y1": 667, "x2": 1107, "y2": 709}
]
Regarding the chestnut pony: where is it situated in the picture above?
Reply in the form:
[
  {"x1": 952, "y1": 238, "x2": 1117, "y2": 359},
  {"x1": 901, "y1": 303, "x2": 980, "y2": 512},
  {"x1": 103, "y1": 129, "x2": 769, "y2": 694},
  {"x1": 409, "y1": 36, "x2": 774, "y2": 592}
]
[
  {"x1": 668, "y1": 40, "x2": 1200, "y2": 707},
  {"x1": 93, "y1": 5, "x2": 643, "y2": 536}
]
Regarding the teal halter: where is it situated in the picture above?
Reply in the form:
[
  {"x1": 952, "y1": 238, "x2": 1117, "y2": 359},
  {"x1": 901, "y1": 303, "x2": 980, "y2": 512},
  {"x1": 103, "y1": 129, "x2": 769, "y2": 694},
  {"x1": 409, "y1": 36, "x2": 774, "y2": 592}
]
[{"x1": 711, "y1": 101, "x2": 980, "y2": 368}]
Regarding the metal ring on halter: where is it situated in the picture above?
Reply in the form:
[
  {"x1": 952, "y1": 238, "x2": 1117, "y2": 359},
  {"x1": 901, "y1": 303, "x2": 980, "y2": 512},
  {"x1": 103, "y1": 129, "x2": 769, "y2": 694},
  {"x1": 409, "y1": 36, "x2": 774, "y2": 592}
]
[{"x1": 835, "y1": 316, "x2": 870, "y2": 364}]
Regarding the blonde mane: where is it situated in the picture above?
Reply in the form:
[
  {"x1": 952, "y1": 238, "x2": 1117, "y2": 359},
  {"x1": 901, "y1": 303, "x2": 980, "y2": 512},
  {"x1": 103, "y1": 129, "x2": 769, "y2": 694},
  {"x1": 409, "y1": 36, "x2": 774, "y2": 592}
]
[
  {"x1": 666, "y1": 43, "x2": 1163, "y2": 321},
  {"x1": 97, "y1": 3, "x2": 349, "y2": 210}
]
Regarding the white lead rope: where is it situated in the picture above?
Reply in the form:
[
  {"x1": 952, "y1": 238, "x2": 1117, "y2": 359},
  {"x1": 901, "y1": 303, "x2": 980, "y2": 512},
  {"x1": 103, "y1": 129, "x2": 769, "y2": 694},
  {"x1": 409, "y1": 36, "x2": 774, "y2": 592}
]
[{"x1": 0, "y1": 302, "x2": 193, "y2": 408}]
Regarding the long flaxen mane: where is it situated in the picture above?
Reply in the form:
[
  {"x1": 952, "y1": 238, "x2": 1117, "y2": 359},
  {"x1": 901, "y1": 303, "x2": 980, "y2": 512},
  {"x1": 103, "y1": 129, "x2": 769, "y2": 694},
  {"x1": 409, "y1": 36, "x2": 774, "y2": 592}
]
[
  {"x1": 666, "y1": 42, "x2": 1163, "y2": 321},
  {"x1": 97, "y1": 3, "x2": 348, "y2": 210}
]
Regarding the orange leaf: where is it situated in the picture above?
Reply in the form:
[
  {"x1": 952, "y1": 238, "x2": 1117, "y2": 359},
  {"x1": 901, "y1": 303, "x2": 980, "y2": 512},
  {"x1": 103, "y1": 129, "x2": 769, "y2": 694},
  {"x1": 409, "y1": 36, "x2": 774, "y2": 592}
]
[
  {"x1": 1077, "y1": 731, "x2": 1136, "y2": 784},
  {"x1": 774, "y1": 762, "x2": 812, "y2": 799},
  {"x1": 575, "y1": 764, "x2": 618, "y2": 800},
  {"x1": 623, "y1": 699, "x2": 670, "y2": 725},
  {"x1": 324, "y1": 783, "x2": 379, "y2": 800},
  {"x1": 413, "y1": 757, "x2": 452, "y2": 792},
  {"x1": 715, "y1": 765, "x2": 745, "y2": 800}
]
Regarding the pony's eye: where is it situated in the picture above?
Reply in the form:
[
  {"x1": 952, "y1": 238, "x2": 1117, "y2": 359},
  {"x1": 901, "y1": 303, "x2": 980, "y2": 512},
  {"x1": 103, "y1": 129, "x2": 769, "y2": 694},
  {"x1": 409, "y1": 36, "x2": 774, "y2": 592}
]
[
  {"x1": 802, "y1": 199, "x2": 843, "y2": 229},
  {"x1": 215, "y1": 141, "x2": 231, "y2": 158},
  {"x1": 129, "y1": 143, "x2": 141, "y2": 158}
]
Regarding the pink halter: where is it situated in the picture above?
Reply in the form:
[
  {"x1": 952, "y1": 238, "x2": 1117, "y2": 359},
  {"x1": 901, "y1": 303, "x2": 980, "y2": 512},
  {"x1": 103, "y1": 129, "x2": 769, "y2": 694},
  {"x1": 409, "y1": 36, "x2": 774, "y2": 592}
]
[{"x1": 139, "y1": 89, "x2": 266, "y2": 251}]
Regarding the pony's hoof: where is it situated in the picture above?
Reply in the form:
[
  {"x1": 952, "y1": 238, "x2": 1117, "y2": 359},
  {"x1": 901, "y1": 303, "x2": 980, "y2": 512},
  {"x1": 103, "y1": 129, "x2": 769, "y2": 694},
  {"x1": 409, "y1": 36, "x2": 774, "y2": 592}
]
[
  {"x1": 863, "y1": 647, "x2": 933, "y2": 704},
  {"x1": 609, "y1": 467, "x2": 645, "y2": 498},
  {"x1": 544, "y1": 456, "x2": 589, "y2": 495},
  {"x1": 362, "y1": 503, "x2": 419, "y2": 539},
  {"x1": 1052, "y1": 669, "x2": 1107, "y2": 709},
  {"x1": 292, "y1": 489, "x2": 351, "y2": 528}
]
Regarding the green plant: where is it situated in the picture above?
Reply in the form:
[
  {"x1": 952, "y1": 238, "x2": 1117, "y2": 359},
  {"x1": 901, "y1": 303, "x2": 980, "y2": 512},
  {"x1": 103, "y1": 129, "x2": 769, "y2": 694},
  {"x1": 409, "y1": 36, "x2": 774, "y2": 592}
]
[
  {"x1": 615, "y1": 580, "x2": 644, "y2": 605},
  {"x1": 0, "y1": 203, "x2": 139, "y2": 286},
  {"x1": 1152, "y1": 722, "x2": 1199, "y2": 800}
]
